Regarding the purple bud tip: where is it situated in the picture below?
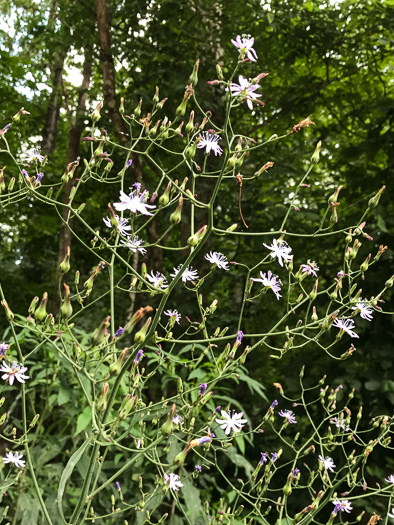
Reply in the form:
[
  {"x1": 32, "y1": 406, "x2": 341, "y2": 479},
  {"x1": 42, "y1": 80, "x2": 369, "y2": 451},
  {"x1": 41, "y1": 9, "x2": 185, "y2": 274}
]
[
  {"x1": 37, "y1": 172, "x2": 44, "y2": 183},
  {"x1": 195, "y1": 465, "x2": 202, "y2": 472},
  {"x1": 22, "y1": 169, "x2": 29, "y2": 178},
  {"x1": 114, "y1": 326, "x2": 124, "y2": 338},
  {"x1": 134, "y1": 349, "x2": 144, "y2": 364},
  {"x1": 196, "y1": 436, "x2": 212, "y2": 446},
  {"x1": 116, "y1": 481, "x2": 121, "y2": 490},
  {"x1": 199, "y1": 383, "x2": 207, "y2": 395},
  {"x1": 259, "y1": 452, "x2": 268, "y2": 465},
  {"x1": 126, "y1": 159, "x2": 133, "y2": 168},
  {"x1": 215, "y1": 406, "x2": 221, "y2": 412},
  {"x1": 236, "y1": 330, "x2": 244, "y2": 343},
  {"x1": 270, "y1": 399, "x2": 278, "y2": 409}
]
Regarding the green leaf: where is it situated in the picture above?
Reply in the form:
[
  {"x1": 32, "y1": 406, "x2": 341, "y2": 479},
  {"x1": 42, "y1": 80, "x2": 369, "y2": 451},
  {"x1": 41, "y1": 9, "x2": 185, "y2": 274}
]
[
  {"x1": 57, "y1": 438, "x2": 92, "y2": 523},
  {"x1": 182, "y1": 476, "x2": 204, "y2": 524},
  {"x1": 74, "y1": 406, "x2": 92, "y2": 436}
]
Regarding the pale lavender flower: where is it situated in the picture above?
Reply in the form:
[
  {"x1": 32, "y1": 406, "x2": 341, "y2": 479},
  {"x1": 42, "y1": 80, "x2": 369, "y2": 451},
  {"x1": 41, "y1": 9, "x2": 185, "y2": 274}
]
[
  {"x1": 319, "y1": 455, "x2": 336, "y2": 473},
  {"x1": 36, "y1": 172, "x2": 44, "y2": 183},
  {"x1": 332, "y1": 318, "x2": 359, "y2": 339},
  {"x1": 116, "y1": 481, "x2": 121, "y2": 491},
  {"x1": 195, "y1": 436, "x2": 212, "y2": 445},
  {"x1": 26, "y1": 149, "x2": 44, "y2": 164},
  {"x1": 103, "y1": 214, "x2": 132, "y2": 237},
  {"x1": 0, "y1": 362, "x2": 29, "y2": 385},
  {"x1": 227, "y1": 75, "x2": 263, "y2": 111},
  {"x1": 113, "y1": 188, "x2": 156, "y2": 216},
  {"x1": 0, "y1": 343, "x2": 9, "y2": 358},
  {"x1": 278, "y1": 409, "x2": 297, "y2": 424},
  {"x1": 195, "y1": 465, "x2": 202, "y2": 472},
  {"x1": 164, "y1": 309, "x2": 181, "y2": 324},
  {"x1": 164, "y1": 473, "x2": 183, "y2": 491},
  {"x1": 215, "y1": 410, "x2": 247, "y2": 435},
  {"x1": 199, "y1": 383, "x2": 207, "y2": 395},
  {"x1": 197, "y1": 132, "x2": 223, "y2": 156},
  {"x1": 172, "y1": 415, "x2": 183, "y2": 425},
  {"x1": 259, "y1": 452, "x2": 268, "y2": 465},
  {"x1": 0, "y1": 123, "x2": 12, "y2": 135},
  {"x1": 293, "y1": 468, "x2": 300, "y2": 477},
  {"x1": 271, "y1": 452, "x2": 278, "y2": 462},
  {"x1": 385, "y1": 475, "x2": 394, "y2": 484},
  {"x1": 133, "y1": 182, "x2": 142, "y2": 190},
  {"x1": 2, "y1": 451, "x2": 25, "y2": 468},
  {"x1": 263, "y1": 239, "x2": 292, "y2": 267},
  {"x1": 332, "y1": 500, "x2": 352, "y2": 514},
  {"x1": 22, "y1": 169, "x2": 29, "y2": 178},
  {"x1": 301, "y1": 260, "x2": 319, "y2": 277},
  {"x1": 251, "y1": 270, "x2": 282, "y2": 300},
  {"x1": 330, "y1": 417, "x2": 350, "y2": 431},
  {"x1": 352, "y1": 298, "x2": 373, "y2": 321},
  {"x1": 120, "y1": 235, "x2": 146, "y2": 255},
  {"x1": 270, "y1": 400, "x2": 278, "y2": 409},
  {"x1": 146, "y1": 271, "x2": 168, "y2": 289},
  {"x1": 134, "y1": 350, "x2": 144, "y2": 365},
  {"x1": 170, "y1": 265, "x2": 199, "y2": 283},
  {"x1": 231, "y1": 34, "x2": 258, "y2": 62},
  {"x1": 126, "y1": 159, "x2": 133, "y2": 168},
  {"x1": 205, "y1": 251, "x2": 229, "y2": 270}
]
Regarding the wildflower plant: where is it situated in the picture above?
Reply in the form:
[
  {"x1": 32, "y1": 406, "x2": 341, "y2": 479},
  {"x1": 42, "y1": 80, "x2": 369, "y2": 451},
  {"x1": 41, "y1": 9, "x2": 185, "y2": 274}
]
[{"x1": 0, "y1": 36, "x2": 392, "y2": 525}]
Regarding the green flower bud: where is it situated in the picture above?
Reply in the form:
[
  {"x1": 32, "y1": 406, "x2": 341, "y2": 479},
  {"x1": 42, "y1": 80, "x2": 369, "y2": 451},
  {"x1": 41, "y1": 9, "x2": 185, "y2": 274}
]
[
  {"x1": 97, "y1": 382, "x2": 109, "y2": 412},
  {"x1": 60, "y1": 283, "x2": 73, "y2": 320},
  {"x1": 59, "y1": 246, "x2": 71, "y2": 275},
  {"x1": 91, "y1": 315, "x2": 110, "y2": 347},
  {"x1": 134, "y1": 317, "x2": 152, "y2": 344},
  {"x1": 186, "y1": 111, "x2": 195, "y2": 134},
  {"x1": 34, "y1": 292, "x2": 48, "y2": 322},
  {"x1": 28, "y1": 296, "x2": 39, "y2": 315},
  {"x1": 134, "y1": 99, "x2": 143, "y2": 118},
  {"x1": 161, "y1": 404, "x2": 176, "y2": 438},
  {"x1": 157, "y1": 98, "x2": 168, "y2": 110},
  {"x1": 187, "y1": 225, "x2": 207, "y2": 246},
  {"x1": 91, "y1": 101, "x2": 103, "y2": 122},
  {"x1": 216, "y1": 64, "x2": 224, "y2": 80},
  {"x1": 311, "y1": 140, "x2": 321, "y2": 163},
  {"x1": 8, "y1": 177, "x2": 15, "y2": 192},
  {"x1": 170, "y1": 196, "x2": 183, "y2": 225},
  {"x1": 159, "y1": 181, "x2": 172, "y2": 207},
  {"x1": 188, "y1": 59, "x2": 200, "y2": 86},
  {"x1": 153, "y1": 86, "x2": 160, "y2": 104},
  {"x1": 109, "y1": 348, "x2": 128, "y2": 376},
  {"x1": 368, "y1": 185, "x2": 385, "y2": 208},
  {"x1": 124, "y1": 306, "x2": 153, "y2": 335}
]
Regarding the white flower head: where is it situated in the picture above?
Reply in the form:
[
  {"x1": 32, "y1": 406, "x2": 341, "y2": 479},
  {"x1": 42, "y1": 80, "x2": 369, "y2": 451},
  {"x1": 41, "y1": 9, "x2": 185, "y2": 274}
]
[
  {"x1": 251, "y1": 270, "x2": 282, "y2": 300},
  {"x1": 388, "y1": 507, "x2": 394, "y2": 519},
  {"x1": 0, "y1": 362, "x2": 30, "y2": 385},
  {"x1": 227, "y1": 75, "x2": 263, "y2": 111},
  {"x1": 352, "y1": 298, "x2": 373, "y2": 321},
  {"x1": 103, "y1": 214, "x2": 132, "y2": 237},
  {"x1": 215, "y1": 410, "x2": 247, "y2": 435},
  {"x1": 197, "y1": 132, "x2": 223, "y2": 156},
  {"x1": 120, "y1": 235, "x2": 146, "y2": 255},
  {"x1": 231, "y1": 34, "x2": 258, "y2": 62},
  {"x1": 25, "y1": 149, "x2": 44, "y2": 164},
  {"x1": 146, "y1": 271, "x2": 168, "y2": 289},
  {"x1": 170, "y1": 265, "x2": 199, "y2": 283},
  {"x1": 332, "y1": 318, "x2": 359, "y2": 339},
  {"x1": 301, "y1": 260, "x2": 319, "y2": 277},
  {"x1": 386, "y1": 474, "x2": 394, "y2": 484},
  {"x1": 2, "y1": 451, "x2": 25, "y2": 468},
  {"x1": 319, "y1": 455, "x2": 336, "y2": 473},
  {"x1": 164, "y1": 472, "x2": 183, "y2": 491},
  {"x1": 263, "y1": 239, "x2": 292, "y2": 267},
  {"x1": 330, "y1": 417, "x2": 350, "y2": 431},
  {"x1": 113, "y1": 188, "x2": 156, "y2": 216},
  {"x1": 164, "y1": 309, "x2": 181, "y2": 324},
  {"x1": 205, "y1": 251, "x2": 229, "y2": 270},
  {"x1": 278, "y1": 410, "x2": 297, "y2": 424},
  {"x1": 332, "y1": 499, "x2": 353, "y2": 514}
]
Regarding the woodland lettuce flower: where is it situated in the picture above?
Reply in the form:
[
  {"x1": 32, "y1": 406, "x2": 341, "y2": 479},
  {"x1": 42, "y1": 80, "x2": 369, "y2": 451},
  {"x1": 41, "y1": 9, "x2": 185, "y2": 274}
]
[
  {"x1": 205, "y1": 251, "x2": 229, "y2": 270},
  {"x1": 171, "y1": 265, "x2": 199, "y2": 282},
  {"x1": 263, "y1": 239, "x2": 292, "y2": 267},
  {"x1": 164, "y1": 473, "x2": 183, "y2": 491},
  {"x1": 113, "y1": 188, "x2": 156, "y2": 216},
  {"x1": 227, "y1": 75, "x2": 263, "y2": 110},
  {"x1": 319, "y1": 455, "x2": 336, "y2": 472},
  {"x1": 332, "y1": 318, "x2": 359, "y2": 339},
  {"x1": 197, "y1": 132, "x2": 223, "y2": 156},
  {"x1": 231, "y1": 34, "x2": 258, "y2": 62},
  {"x1": 278, "y1": 409, "x2": 297, "y2": 424},
  {"x1": 251, "y1": 270, "x2": 282, "y2": 300},
  {"x1": 0, "y1": 362, "x2": 29, "y2": 385},
  {"x1": 215, "y1": 410, "x2": 247, "y2": 435},
  {"x1": 2, "y1": 451, "x2": 25, "y2": 468},
  {"x1": 103, "y1": 214, "x2": 131, "y2": 237}
]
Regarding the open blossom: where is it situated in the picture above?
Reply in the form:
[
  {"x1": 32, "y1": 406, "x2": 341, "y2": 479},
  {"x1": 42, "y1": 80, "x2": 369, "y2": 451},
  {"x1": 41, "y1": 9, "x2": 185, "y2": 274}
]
[
  {"x1": 113, "y1": 188, "x2": 156, "y2": 216},
  {"x1": 352, "y1": 298, "x2": 373, "y2": 321},
  {"x1": 227, "y1": 75, "x2": 262, "y2": 111},
  {"x1": 2, "y1": 451, "x2": 25, "y2": 468},
  {"x1": 332, "y1": 500, "x2": 352, "y2": 514},
  {"x1": 259, "y1": 452, "x2": 268, "y2": 465},
  {"x1": 197, "y1": 132, "x2": 223, "y2": 156},
  {"x1": 231, "y1": 34, "x2": 258, "y2": 62},
  {"x1": 333, "y1": 318, "x2": 359, "y2": 338},
  {"x1": 301, "y1": 260, "x2": 319, "y2": 277},
  {"x1": 385, "y1": 475, "x2": 394, "y2": 484},
  {"x1": 319, "y1": 455, "x2": 336, "y2": 472},
  {"x1": 25, "y1": 149, "x2": 44, "y2": 164},
  {"x1": 164, "y1": 309, "x2": 181, "y2": 324},
  {"x1": 263, "y1": 239, "x2": 292, "y2": 267},
  {"x1": 171, "y1": 265, "x2": 199, "y2": 283},
  {"x1": 0, "y1": 362, "x2": 30, "y2": 385},
  {"x1": 278, "y1": 409, "x2": 297, "y2": 424},
  {"x1": 251, "y1": 270, "x2": 282, "y2": 300},
  {"x1": 164, "y1": 473, "x2": 183, "y2": 491},
  {"x1": 205, "y1": 251, "x2": 229, "y2": 270},
  {"x1": 0, "y1": 343, "x2": 9, "y2": 359},
  {"x1": 103, "y1": 214, "x2": 131, "y2": 237},
  {"x1": 215, "y1": 410, "x2": 247, "y2": 435},
  {"x1": 330, "y1": 417, "x2": 350, "y2": 431},
  {"x1": 146, "y1": 271, "x2": 168, "y2": 289},
  {"x1": 120, "y1": 235, "x2": 146, "y2": 255}
]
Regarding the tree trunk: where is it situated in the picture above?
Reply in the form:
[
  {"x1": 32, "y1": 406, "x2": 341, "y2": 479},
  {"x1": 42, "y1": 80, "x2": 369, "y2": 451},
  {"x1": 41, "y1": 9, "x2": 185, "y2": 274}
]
[{"x1": 52, "y1": 48, "x2": 93, "y2": 312}]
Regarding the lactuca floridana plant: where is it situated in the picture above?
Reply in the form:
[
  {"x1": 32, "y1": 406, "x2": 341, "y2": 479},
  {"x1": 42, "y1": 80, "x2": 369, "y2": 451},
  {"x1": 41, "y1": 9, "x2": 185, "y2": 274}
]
[{"x1": 0, "y1": 34, "x2": 392, "y2": 525}]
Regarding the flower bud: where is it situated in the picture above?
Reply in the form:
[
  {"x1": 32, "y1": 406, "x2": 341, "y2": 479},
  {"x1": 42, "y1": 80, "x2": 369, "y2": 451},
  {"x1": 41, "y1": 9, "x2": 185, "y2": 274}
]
[
  {"x1": 159, "y1": 181, "x2": 172, "y2": 207},
  {"x1": 124, "y1": 306, "x2": 153, "y2": 335},
  {"x1": 157, "y1": 98, "x2": 168, "y2": 110},
  {"x1": 0, "y1": 413, "x2": 6, "y2": 425},
  {"x1": 118, "y1": 394, "x2": 137, "y2": 420},
  {"x1": 226, "y1": 223, "x2": 238, "y2": 232},
  {"x1": 173, "y1": 436, "x2": 212, "y2": 466},
  {"x1": 328, "y1": 185, "x2": 343, "y2": 204},
  {"x1": 34, "y1": 292, "x2": 48, "y2": 322},
  {"x1": 149, "y1": 119, "x2": 161, "y2": 136},
  {"x1": 91, "y1": 101, "x2": 103, "y2": 122},
  {"x1": 134, "y1": 99, "x2": 143, "y2": 117},
  {"x1": 188, "y1": 59, "x2": 200, "y2": 86},
  {"x1": 170, "y1": 196, "x2": 183, "y2": 225},
  {"x1": 134, "y1": 317, "x2": 152, "y2": 344},
  {"x1": 216, "y1": 64, "x2": 224, "y2": 80},
  {"x1": 60, "y1": 283, "x2": 73, "y2": 320},
  {"x1": 368, "y1": 185, "x2": 385, "y2": 208},
  {"x1": 185, "y1": 135, "x2": 202, "y2": 160},
  {"x1": 360, "y1": 254, "x2": 371, "y2": 273},
  {"x1": 91, "y1": 315, "x2": 110, "y2": 347},
  {"x1": 161, "y1": 404, "x2": 176, "y2": 438},
  {"x1": 59, "y1": 246, "x2": 71, "y2": 275},
  {"x1": 8, "y1": 177, "x2": 15, "y2": 192},
  {"x1": 153, "y1": 86, "x2": 160, "y2": 104},
  {"x1": 97, "y1": 382, "x2": 109, "y2": 412},
  {"x1": 385, "y1": 275, "x2": 394, "y2": 288},
  {"x1": 186, "y1": 111, "x2": 195, "y2": 134},
  {"x1": 109, "y1": 348, "x2": 128, "y2": 376},
  {"x1": 28, "y1": 296, "x2": 39, "y2": 315},
  {"x1": 311, "y1": 140, "x2": 321, "y2": 163},
  {"x1": 187, "y1": 225, "x2": 207, "y2": 246}
]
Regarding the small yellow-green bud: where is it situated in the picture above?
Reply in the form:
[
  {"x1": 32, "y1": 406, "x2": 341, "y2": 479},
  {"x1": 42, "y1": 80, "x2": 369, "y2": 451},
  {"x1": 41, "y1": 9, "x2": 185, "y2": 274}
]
[
  {"x1": 368, "y1": 185, "x2": 385, "y2": 208},
  {"x1": 170, "y1": 196, "x2": 183, "y2": 225},
  {"x1": 34, "y1": 292, "x2": 48, "y2": 322},
  {"x1": 134, "y1": 99, "x2": 143, "y2": 118},
  {"x1": 59, "y1": 246, "x2": 71, "y2": 274},
  {"x1": 60, "y1": 283, "x2": 73, "y2": 320},
  {"x1": 134, "y1": 317, "x2": 152, "y2": 344},
  {"x1": 188, "y1": 59, "x2": 200, "y2": 86},
  {"x1": 187, "y1": 225, "x2": 207, "y2": 246},
  {"x1": 97, "y1": 382, "x2": 109, "y2": 412},
  {"x1": 91, "y1": 101, "x2": 103, "y2": 122},
  {"x1": 311, "y1": 140, "x2": 321, "y2": 163}
]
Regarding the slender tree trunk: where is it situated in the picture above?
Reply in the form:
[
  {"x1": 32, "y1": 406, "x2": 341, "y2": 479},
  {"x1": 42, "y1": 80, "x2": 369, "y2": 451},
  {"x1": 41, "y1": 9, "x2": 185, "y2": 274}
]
[
  {"x1": 95, "y1": 0, "x2": 164, "y2": 275},
  {"x1": 52, "y1": 48, "x2": 93, "y2": 311}
]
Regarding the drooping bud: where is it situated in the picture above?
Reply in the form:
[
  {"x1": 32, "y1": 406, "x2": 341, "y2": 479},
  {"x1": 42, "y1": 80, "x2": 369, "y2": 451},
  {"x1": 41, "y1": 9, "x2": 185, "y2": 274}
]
[
  {"x1": 188, "y1": 59, "x2": 200, "y2": 86},
  {"x1": 170, "y1": 196, "x2": 183, "y2": 225},
  {"x1": 91, "y1": 315, "x2": 110, "y2": 347},
  {"x1": 187, "y1": 225, "x2": 207, "y2": 247},
  {"x1": 368, "y1": 185, "x2": 385, "y2": 209},
  {"x1": 91, "y1": 101, "x2": 103, "y2": 123},
  {"x1": 60, "y1": 283, "x2": 73, "y2": 320},
  {"x1": 134, "y1": 317, "x2": 152, "y2": 344},
  {"x1": 34, "y1": 293, "x2": 48, "y2": 322},
  {"x1": 59, "y1": 246, "x2": 71, "y2": 275}
]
